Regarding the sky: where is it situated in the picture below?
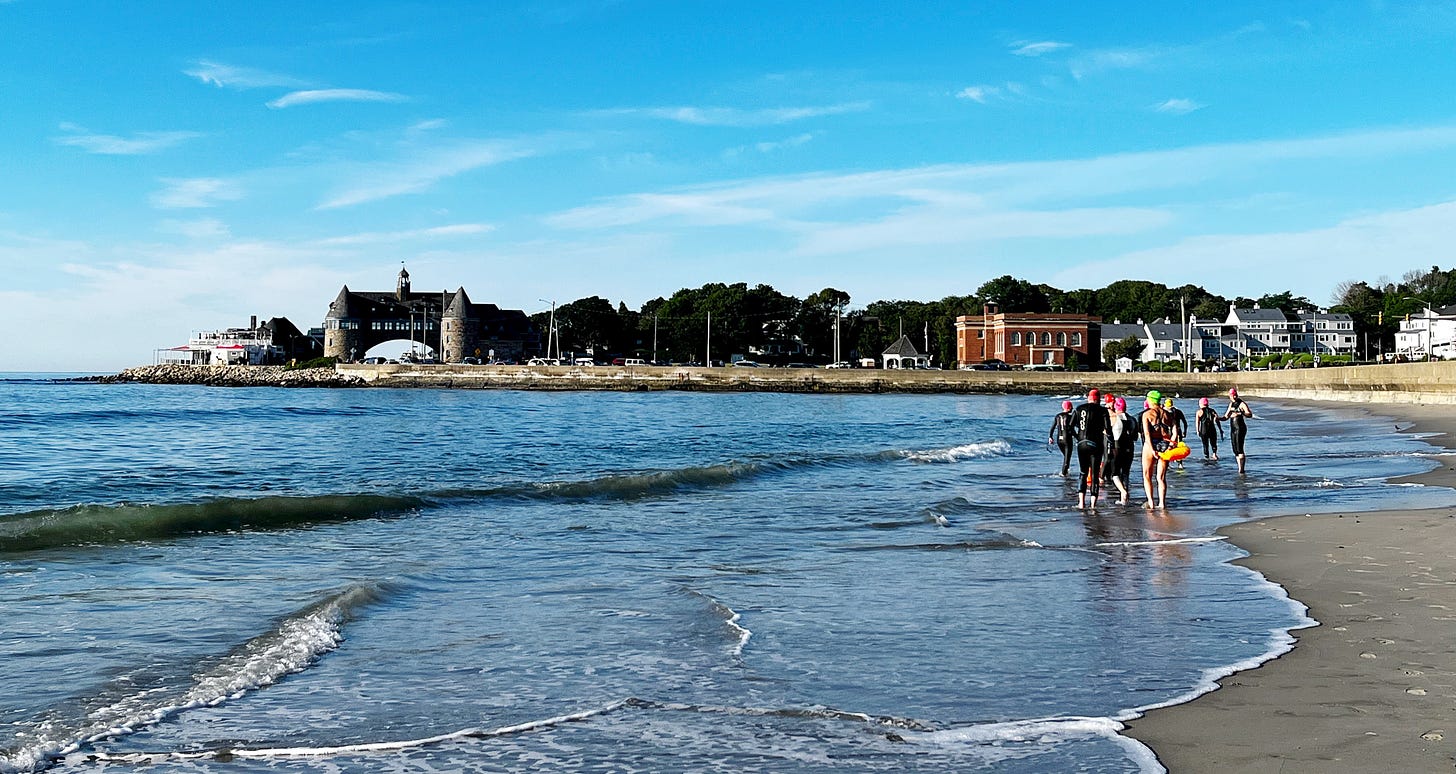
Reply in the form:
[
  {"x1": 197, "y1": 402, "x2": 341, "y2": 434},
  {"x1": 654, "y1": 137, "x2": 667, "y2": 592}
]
[{"x1": 4, "y1": 1, "x2": 1456, "y2": 371}]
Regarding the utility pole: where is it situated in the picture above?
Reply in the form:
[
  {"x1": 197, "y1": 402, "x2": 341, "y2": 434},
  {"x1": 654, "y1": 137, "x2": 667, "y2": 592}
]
[
  {"x1": 706, "y1": 310, "x2": 712, "y2": 366},
  {"x1": 652, "y1": 314, "x2": 659, "y2": 364}
]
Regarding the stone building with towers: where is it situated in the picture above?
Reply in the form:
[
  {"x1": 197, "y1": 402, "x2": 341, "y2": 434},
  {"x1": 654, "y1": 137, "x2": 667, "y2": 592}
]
[{"x1": 322, "y1": 266, "x2": 540, "y2": 363}]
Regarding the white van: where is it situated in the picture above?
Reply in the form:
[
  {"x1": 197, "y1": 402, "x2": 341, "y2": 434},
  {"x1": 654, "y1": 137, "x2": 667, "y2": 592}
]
[
  {"x1": 573, "y1": 357, "x2": 596, "y2": 367},
  {"x1": 623, "y1": 358, "x2": 646, "y2": 367}
]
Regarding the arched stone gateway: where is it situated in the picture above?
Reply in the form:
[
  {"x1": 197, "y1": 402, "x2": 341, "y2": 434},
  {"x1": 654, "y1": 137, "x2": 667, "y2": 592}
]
[{"x1": 323, "y1": 266, "x2": 541, "y2": 363}]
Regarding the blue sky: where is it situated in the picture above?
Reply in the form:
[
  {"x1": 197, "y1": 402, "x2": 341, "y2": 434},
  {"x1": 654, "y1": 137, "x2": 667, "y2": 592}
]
[{"x1": 4, "y1": 1, "x2": 1456, "y2": 370}]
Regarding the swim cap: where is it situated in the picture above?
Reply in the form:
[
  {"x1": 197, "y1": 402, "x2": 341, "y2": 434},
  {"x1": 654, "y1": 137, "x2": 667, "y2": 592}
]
[
  {"x1": 1229, "y1": 387, "x2": 1238, "y2": 396},
  {"x1": 1200, "y1": 397, "x2": 1210, "y2": 406},
  {"x1": 1087, "y1": 389, "x2": 1100, "y2": 403},
  {"x1": 1114, "y1": 397, "x2": 1127, "y2": 411},
  {"x1": 1103, "y1": 392, "x2": 1116, "y2": 405},
  {"x1": 1162, "y1": 398, "x2": 1174, "y2": 408},
  {"x1": 1147, "y1": 390, "x2": 1162, "y2": 404},
  {"x1": 1062, "y1": 400, "x2": 1073, "y2": 410}
]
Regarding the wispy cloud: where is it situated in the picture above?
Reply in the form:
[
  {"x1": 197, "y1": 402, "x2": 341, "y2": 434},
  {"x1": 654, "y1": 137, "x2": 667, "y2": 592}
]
[
  {"x1": 1012, "y1": 41, "x2": 1071, "y2": 57},
  {"x1": 157, "y1": 218, "x2": 231, "y2": 239},
  {"x1": 151, "y1": 178, "x2": 244, "y2": 209},
  {"x1": 185, "y1": 60, "x2": 310, "y2": 89},
  {"x1": 956, "y1": 85, "x2": 998, "y2": 104},
  {"x1": 1154, "y1": 98, "x2": 1204, "y2": 115},
  {"x1": 54, "y1": 123, "x2": 200, "y2": 155},
  {"x1": 724, "y1": 133, "x2": 815, "y2": 160},
  {"x1": 318, "y1": 140, "x2": 537, "y2": 209},
  {"x1": 267, "y1": 88, "x2": 410, "y2": 109},
  {"x1": 1068, "y1": 46, "x2": 1165, "y2": 80},
  {"x1": 604, "y1": 102, "x2": 871, "y2": 127},
  {"x1": 312, "y1": 223, "x2": 494, "y2": 246}
]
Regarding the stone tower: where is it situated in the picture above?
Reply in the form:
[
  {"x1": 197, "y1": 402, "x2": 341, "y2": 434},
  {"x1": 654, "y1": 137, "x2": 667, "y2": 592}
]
[
  {"x1": 323, "y1": 285, "x2": 362, "y2": 361},
  {"x1": 442, "y1": 287, "x2": 475, "y2": 363}
]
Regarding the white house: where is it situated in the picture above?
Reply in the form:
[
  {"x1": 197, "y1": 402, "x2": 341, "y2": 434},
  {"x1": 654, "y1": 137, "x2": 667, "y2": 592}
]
[
  {"x1": 1294, "y1": 310, "x2": 1357, "y2": 356},
  {"x1": 881, "y1": 335, "x2": 929, "y2": 369},
  {"x1": 1396, "y1": 305, "x2": 1456, "y2": 360}
]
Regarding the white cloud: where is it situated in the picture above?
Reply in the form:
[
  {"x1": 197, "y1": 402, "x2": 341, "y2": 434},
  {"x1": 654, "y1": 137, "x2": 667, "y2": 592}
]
[
  {"x1": 318, "y1": 141, "x2": 536, "y2": 209},
  {"x1": 1069, "y1": 46, "x2": 1165, "y2": 80},
  {"x1": 311, "y1": 223, "x2": 494, "y2": 246},
  {"x1": 157, "y1": 218, "x2": 230, "y2": 239},
  {"x1": 151, "y1": 178, "x2": 244, "y2": 209},
  {"x1": 1049, "y1": 201, "x2": 1456, "y2": 302},
  {"x1": 1012, "y1": 41, "x2": 1071, "y2": 56},
  {"x1": 956, "y1": 85, "x2": 998, "y2": 104},
  {"x1": 606, "y1": 102, "x2": 871, "y2": 127},
  {"x1": 185, "y1": 60, "x2": 310, "y2": 89},
  {"x1": 1154, "y1": 98, "x2": 1204, "y2": 115},
  {"x1": 54, "y1": 124, "x2": 201, "y2": 155},
  {"x1": 267, "y1": 89, "x2": 410, "y2": 109}
]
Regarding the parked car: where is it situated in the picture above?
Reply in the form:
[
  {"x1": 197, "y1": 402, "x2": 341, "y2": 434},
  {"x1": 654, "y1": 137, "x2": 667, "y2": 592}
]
[
  {"x1": 360, "y1": 356, "x2": 387, "y2": 364},
  {"x1": 461, "y1": 356, "x2": 482, "y2": 365},
  {"x1": 624, "y1": 358, "x2": 646, "y2": 366},
  {"x1": 573, "y1": 357, "x2": 596, "y2": 367},
  {"x1": 826, "y1": 361, "x2": 852, "y2": 369},
  {"x1": 527, "y1": 357, "x2": 561, "y2": 366},
  {"x1": 732, "y1": 360, "x2": 761, "y2": 367}
]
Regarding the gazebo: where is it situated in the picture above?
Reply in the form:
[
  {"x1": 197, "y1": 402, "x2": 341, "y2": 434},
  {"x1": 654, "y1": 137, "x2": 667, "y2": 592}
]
[{"x1": 881, "y1": 335, "x2": 929, "y2": 369}]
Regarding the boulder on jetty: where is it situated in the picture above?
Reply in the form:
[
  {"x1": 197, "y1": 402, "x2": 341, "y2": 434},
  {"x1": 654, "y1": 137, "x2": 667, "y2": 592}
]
[{"x1": 89, "y1": 364, "x2": 364, "y2": 388}]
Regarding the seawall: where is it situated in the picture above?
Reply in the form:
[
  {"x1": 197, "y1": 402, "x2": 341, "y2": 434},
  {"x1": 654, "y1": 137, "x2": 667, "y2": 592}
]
[
  {"x1": 336, "y1": 360, "x2": 1456, "y2": 404},
  {"x1": 88, "y1": 364, "x2": 365, "y2": 387}
]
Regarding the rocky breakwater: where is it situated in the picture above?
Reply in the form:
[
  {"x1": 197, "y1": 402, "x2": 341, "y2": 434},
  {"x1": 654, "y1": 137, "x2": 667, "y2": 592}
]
[{"x1": 90, "y1": 364, "x2": 365, "y2": 388}]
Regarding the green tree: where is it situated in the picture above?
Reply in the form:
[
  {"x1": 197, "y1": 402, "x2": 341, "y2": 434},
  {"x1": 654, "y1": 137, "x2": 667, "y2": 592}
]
[
  {"x1": 976, "y1": 275, "x2": 1050, "y2": 313},
  {"x1": 1100, "y1": 335, "x2": 1144, "y2": 370}
]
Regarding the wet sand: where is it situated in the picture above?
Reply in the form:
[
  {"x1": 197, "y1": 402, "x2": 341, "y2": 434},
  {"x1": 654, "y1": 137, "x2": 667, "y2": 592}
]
[{"x1": 1124, "y1": 403, "x2": 1456, "y2": 772}]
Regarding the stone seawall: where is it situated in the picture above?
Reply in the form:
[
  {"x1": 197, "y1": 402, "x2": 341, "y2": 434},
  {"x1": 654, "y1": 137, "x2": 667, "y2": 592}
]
[
  {"x1": 87, "y1": 361, "x2": 1456, "y2": 402},
  {"x1": 337, "y1": 360, "x2": 1456, "y2": 404},
  {"x1": 89, "y1": 364, "x2": 365, "y2": 387}
]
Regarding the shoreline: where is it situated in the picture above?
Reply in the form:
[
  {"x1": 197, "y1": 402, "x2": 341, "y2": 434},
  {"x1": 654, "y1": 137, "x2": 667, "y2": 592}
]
[{"x1": 1123, "y1": 402, "x2": 1456, "y2": 771}]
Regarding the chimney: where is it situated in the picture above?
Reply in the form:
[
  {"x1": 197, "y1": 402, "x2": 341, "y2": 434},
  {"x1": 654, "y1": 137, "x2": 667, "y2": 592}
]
[
  {"x1": 983, "y1": 301, "x2": 999, "y2": 317},
  {"x1": 1253, "y1": 302, "x2": 1260, "y2": 310},
  {"x1": 250, "y1": 315, "x2": 257, "y2": 329}
]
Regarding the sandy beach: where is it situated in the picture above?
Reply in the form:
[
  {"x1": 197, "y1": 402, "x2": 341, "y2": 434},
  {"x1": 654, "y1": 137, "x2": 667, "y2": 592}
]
[{"x1": 1125, "y1": 402, "x2": 1456, "y2": 772}]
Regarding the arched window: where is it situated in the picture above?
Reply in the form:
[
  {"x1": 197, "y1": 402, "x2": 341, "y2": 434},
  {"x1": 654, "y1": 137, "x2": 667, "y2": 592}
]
[
  {"x1": 1057, "y1": 332, "x2": 1067, "y2": 346},
  {"x1": 1010, "y1": 332, "x2": 1021, "y2": 345},
  {"x1": 1041, "y1": 332, "x2": 1052, "y2": 346},
  {"x1": 1071, "y1": 332, "x2": 1082, "y2": 347}
]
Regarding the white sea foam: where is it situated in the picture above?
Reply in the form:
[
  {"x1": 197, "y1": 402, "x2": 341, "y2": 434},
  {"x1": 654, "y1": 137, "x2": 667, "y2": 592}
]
[
  {"x1": 723, "y1": 607, "x2": 752, "y2": 657},
  {"x1": 902, "y1": 439, "x2": 1011, "y2": 463},
  {"x1": 0, "y1": 585, "x2": 373, "y2": 774},
  {"x1": 917, "y1": 715, "x2": 1164, "y2": 772},
  {"x1": 1095, "y1": 536, "x2": 1226, "y2": 548},
  {"x1": 232, "y1": 700, "x2": 631, "y2": 758}
]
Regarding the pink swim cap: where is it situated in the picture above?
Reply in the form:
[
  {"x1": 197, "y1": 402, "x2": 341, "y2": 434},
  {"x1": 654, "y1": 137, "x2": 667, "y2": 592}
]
[
  {"x1": 1114, "y1": 397, "x2": 1127, "y2": 411},
  {"x1": 1200, "y1": 397, "x2": 1210, "y2": 406},
  {"x1": 1229, "y1": 387, "x2": 1238, "y2": 396},
  {"x1": 1062, "y1": 400, "x2": 1073, "y2": 410}
]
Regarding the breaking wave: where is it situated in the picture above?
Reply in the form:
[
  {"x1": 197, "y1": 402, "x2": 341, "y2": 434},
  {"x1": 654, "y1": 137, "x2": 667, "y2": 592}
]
[
  {"x1": 0, "y1": 495, "x2": 427, "y2": 553},
  {"x1": 0, "y1": 441, "x2": 1014, "y2": 553},
  {"x1": 0, "y1": 583, "x2": 386, "y2": 773}
]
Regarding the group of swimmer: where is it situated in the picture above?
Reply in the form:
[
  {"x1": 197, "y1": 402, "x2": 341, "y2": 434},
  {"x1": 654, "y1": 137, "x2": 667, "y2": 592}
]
[{"x1": 1048, "y1": 387, "x2": 1254, "y2": 510}]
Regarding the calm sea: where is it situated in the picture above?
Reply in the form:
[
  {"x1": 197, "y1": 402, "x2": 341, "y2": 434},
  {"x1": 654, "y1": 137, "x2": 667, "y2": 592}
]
[{"x1": 1, "y1": 376, "x2": 1449, "y2": 773}]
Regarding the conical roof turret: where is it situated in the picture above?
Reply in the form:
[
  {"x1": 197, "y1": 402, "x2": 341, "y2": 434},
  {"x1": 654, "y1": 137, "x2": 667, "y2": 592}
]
[
  {"x1": 327, "y1": 285, "x2": 357, "y2": 318},
  {"x1": 444, "y1": 287, "x2": 471, "y2": 319}
]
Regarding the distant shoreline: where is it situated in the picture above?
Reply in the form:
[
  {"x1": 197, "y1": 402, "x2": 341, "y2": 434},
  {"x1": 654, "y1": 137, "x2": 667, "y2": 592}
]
[{"x1": 80, "y1": 361, "x2": 1456, "y2": 403}]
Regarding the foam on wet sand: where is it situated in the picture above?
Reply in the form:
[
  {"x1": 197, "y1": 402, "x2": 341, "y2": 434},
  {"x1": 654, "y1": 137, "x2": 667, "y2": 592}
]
[{"x1": 1124, "y1": 402, "x2": 1456, "y2": 772}]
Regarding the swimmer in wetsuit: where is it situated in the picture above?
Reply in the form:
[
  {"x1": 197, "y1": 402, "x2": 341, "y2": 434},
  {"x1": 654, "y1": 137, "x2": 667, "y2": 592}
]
[
  {"x1": 1162, "y1": 398, "x2": 1188, "y2": 468},
  {"x1": 1194, "y1": 397, "x2": 1224, "y2": 460},
  {"x1": 1224, "y1": 387, "x2": 1253, "y2": 473},
  {"x1": 1140, "y1": 390, "x2": 1180, "y2": 509},
  {"x1": 1048, "y1": 400, "x2": 1074, "y2": 476},
  {"x1": 1070, "y1": 389, "x2": 1113, "y2": 509},
  {"x1": 1108, "y1": 397, "x2": 1137, "y2": 504}
]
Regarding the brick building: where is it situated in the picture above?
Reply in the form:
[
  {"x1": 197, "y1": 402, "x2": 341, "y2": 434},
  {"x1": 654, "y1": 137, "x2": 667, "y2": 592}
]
[{"x1": 955, "y1": 303, "x2": 1101, "y2": 370}]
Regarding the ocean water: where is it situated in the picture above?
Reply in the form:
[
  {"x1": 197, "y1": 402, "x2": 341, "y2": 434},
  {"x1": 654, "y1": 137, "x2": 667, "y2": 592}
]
[{"x1": 1, "y1": 377, "x2": 1450, "y2": 773}]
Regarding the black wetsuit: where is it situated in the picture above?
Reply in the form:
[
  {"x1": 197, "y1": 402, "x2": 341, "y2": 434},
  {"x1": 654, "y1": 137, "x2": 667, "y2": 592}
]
[
  {"x1": 1195, "y1": 406, "x2": 1223, "y2": 457},
  {"x1": 1226, "y1": 398, "x2": 1250, "y2": 456},
  {"x1": 1166, "y1": 406, "x2": 1188, "y2": 442},
  {"x1": 1113, "y1": 413, "x2": 1137, "y2": 482},
  {"x1": 1048, "y1": 410, "x2": 1074, "y2": 476},
  {"x1": 1070, "y1": 401, "x2": 1113, "y2": 499}
]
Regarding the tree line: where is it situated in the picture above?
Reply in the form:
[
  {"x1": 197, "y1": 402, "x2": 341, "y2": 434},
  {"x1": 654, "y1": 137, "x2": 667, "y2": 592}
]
[{"x1": 528, "y1": 265, "x2": 1455, "y2": 365}]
